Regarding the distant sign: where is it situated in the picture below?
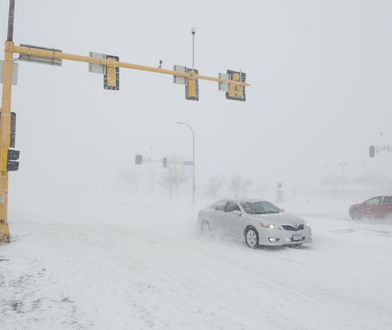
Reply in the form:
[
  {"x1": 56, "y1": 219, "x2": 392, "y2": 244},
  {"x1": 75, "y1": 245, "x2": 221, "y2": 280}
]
[
  {"x1": 218, "y1": 73, "x2": 229, "y2": 92},
  {"x1": 173, "y1": 65, "x2": 187, "y2": 85},
  {"x1": 135, "y1": 154, "x2": 143, "y2": 165},
  {"x1": 184, "y1": 160, "x2": 194, "y2": 166},
  {"x1": 89, "y1": 52, "x2": 105, "y2": 74},
  {"x1": 0, "y1": 60, "x2": 18, "y2": 85},
  {"x1": 19, "y1": 44, "x2": 62, "y2": 66}
]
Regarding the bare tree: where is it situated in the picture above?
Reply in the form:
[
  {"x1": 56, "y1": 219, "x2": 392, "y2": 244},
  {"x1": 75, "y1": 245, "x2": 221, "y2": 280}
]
[
  {"x1": 160, "y1": 158, "x2": 190, "y2": 199},
  {"x1": 228, "y1": 173, "x2": 252, "y2": 198},
  {"x1": 205, "y1": 175, "x2": 226, "y2": 199}
]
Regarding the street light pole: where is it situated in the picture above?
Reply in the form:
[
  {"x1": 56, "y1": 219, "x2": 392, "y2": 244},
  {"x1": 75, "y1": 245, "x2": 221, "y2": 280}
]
[
  {"x1": 177, "y1": 121, "x2": 195, "y2": 204},
  {"x1": 191, "y1": 27, "x2": 196, "y2": 72},
  {"x1": 7, "y1": 0, "x2": 15, "y2": 42},
  {"x1": 339, "y1": 163, "x2": 348, "y2": 184}
]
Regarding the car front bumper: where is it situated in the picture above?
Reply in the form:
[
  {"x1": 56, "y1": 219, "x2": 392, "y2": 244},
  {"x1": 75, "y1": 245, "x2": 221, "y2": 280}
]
[{"x1": 257, "y1": 227, "x2": 312, "y2": 246}]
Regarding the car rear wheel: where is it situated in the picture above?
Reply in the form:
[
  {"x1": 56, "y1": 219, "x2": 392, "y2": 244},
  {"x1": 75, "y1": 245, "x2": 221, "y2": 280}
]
[
  {"x1": 201, "y1": 221, "x2": 212, "y2": 237},
  {"x1": 245, "y1": 227, "x2": 259, "y2": 248}
]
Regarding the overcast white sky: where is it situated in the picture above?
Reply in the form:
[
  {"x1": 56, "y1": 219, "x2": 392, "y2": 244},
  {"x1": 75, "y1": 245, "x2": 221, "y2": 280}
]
[{"x1": 2, "y1": 0, "x2": 392, "y2": 199}]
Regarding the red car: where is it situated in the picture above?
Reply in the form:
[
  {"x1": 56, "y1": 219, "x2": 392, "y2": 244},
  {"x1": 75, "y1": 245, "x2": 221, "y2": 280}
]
[{"x1": 349, "y1": 196, "x2": 392, "y2": 219}]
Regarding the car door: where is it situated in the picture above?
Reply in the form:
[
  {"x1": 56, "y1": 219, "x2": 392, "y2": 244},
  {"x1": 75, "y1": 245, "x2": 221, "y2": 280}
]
[
  {"x1": 223, "y1": 201, "x2": 244, "y2": 239},
  {"x1": 380, "y1": 196, "x2": 392, "y2": 218},
  {"x1": 209, "y1": 200, "x2": 227, "y2": 233},
  {"x1": 361, "y1": 197, "x2": 382, "y2": 218}
]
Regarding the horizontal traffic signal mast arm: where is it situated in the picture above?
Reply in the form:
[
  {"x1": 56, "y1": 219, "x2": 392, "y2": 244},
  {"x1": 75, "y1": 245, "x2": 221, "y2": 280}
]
[{"x1": 10, "y1": 43, "x2": 250, "y2": 87}]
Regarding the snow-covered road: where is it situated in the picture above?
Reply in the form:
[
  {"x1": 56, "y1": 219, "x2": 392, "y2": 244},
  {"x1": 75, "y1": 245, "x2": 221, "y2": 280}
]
[{"x1": 1, "y1": 199, "x2": 392, "y2": 329}]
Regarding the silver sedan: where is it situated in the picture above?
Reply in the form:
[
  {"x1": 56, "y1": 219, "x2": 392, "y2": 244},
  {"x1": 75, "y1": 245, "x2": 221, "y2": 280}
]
[{"x1": 197, "y1": 199, "x2": 312, "y2": 248}]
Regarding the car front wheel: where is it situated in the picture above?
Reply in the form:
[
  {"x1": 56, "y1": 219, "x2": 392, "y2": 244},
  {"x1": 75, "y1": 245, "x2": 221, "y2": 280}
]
[
  {"x1": 245, "y1": 227, "x2": 259, "y2": 248},
  {"x1": 350, "y1": 210, "x2": 362, "y2": 220}
]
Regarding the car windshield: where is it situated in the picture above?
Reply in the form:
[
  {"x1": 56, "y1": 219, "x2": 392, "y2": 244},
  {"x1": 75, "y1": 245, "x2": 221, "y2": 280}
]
[{"x1": 240, "y1": 201, "x2": 282, "y2": 215}]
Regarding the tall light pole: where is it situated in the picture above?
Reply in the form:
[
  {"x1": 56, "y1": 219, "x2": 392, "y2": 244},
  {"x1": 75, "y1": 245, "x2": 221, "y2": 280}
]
[
  {"x1": 177, "y1": 121, "x2": 195, "y2": 204},
  {"x1": 191, "y1": 27, "x2": 196, "y2": 72},
  {"x1": 339, "y1": 163, "x2": 348, "y2": 184}
]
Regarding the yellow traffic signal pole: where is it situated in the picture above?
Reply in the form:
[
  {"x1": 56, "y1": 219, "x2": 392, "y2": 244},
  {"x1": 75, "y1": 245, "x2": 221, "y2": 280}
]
[
  {"x1": 10, "y1": 44, "x2": 249, "y2": 88},
  {"x1": 0, "y1": 42, "x2": 13, "y2": 243},
  {"x1": 0, "y1": 0, "x2": 249, "y2": 243},
  {"x1": 0, "y1": 0, "x2": 15, "y2": 243}
]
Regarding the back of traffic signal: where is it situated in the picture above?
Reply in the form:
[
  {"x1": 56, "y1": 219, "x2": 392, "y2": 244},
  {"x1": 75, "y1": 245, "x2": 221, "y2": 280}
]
[{"x1": 0, "y1": 112, "x2": 19, "y2": 173}]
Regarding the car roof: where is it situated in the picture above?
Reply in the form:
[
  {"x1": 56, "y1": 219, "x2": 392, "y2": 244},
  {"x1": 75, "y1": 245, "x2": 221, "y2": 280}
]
[
  {"x1": 367, "y1": 196, "x2": 392, "y2": 199},
  {"x1": 212, "y1": 199, "x2": 274, "y2": 204},
  {"x1": 230, "y1": 199, "x2": 270, "y2": 203}
]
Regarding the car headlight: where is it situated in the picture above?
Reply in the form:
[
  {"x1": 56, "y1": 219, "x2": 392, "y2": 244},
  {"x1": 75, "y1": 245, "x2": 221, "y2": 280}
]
[
  {"x1": 259, "y1": 222, "x2": 279, "y2": 229},
  {"x1": 305, "y1": 222, "x2": 310, "y2": 227}
]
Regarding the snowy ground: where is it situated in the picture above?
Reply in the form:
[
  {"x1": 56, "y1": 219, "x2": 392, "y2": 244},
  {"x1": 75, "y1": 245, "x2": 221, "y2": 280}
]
[{"x1": 1, "y1": 196, "x2": 392, "y2": 330}]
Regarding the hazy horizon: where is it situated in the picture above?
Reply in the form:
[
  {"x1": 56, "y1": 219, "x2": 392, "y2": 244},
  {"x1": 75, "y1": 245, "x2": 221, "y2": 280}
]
[{"x1": 2, "y1": 0, "x2": 392, "y2": 200}]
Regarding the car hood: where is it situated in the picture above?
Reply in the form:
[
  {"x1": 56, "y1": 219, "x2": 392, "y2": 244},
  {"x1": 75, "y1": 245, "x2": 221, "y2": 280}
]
[
  {"x1": 249, "y1": 213, "x2": 305, "y2": 225},
  {"x1": 350, "y1": 203, "x2": 361, "y2": 209}
]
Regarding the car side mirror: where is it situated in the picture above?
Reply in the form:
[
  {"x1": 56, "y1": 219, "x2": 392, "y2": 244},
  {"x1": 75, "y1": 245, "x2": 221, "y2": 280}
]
[{"x1": 232, "y1": 210, "x2": 242, "y2": 216}]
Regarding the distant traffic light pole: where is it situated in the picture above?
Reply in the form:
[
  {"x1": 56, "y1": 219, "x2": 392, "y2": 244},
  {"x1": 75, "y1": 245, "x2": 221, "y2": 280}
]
[
  {"x1": 369, "y1": 144, "x2": 392, "y2": 158},
  {"x1": 0, "y1": 0, "x2": 248, "y2": 243},
  {"x1": 177, "y1": 121, "x2": 195, "y2": 205}
]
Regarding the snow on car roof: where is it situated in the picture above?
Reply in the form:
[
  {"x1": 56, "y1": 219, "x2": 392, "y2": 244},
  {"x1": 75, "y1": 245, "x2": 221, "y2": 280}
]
[{"x1": 234, "y1": 199, "x2": 270, "y2": 203}]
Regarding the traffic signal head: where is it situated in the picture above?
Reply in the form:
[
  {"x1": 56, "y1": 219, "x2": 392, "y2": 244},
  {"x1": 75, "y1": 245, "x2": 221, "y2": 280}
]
[
  {"x1": 163, "y1": 158, "x2": 168, "y2": 168},
  {"x1": 7, "y1": 160, "x2": 19, "y2": 171},
  {"x1": 135, "y1": 154, "x2": 143, "y2": 165},
  {"x1": 369, "y1": 145, "x2": 375, "y2": 158},
  {"x1": 104, "y1": 55, "x2": 119, "y2": 90},
  {"x1": 185, "y1": 69, "x2": 199, "y2": 101},
  {"x1": 1, "y1": 149, "x2": 20, "y2": 172},
  {"x1": 225, "y1": 70, "x2": 246, "y2": 101},
  {"x1": 173, "y1": 66, "x2": 199, "y2": 101},
  {"x1": 10, "y1": 112, "x2": 16, "y2": 148},
  {"x1": 0, "y1": 112, "x2": 16, "y2": 148}
]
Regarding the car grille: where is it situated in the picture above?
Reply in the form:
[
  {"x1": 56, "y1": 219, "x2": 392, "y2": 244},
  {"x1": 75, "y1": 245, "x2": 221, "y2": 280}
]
[{"x1": 282, "y1": 224, "x2": 304, "y2": 231}]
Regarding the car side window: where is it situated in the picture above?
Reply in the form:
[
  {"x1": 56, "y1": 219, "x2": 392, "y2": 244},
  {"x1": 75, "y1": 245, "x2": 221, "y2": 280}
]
[
  {"x1": 224, "y1": 201, "x2": 240, "y2": 213},
  {"x1": 214, "y1": 201, "x2": 227, "y2": 212},
  {"x1": 365, "y1": 197, "x2": 381, "y2": 205},
  {"x1": 382, "y1": 197, "x2": 392, "y2": 205}
]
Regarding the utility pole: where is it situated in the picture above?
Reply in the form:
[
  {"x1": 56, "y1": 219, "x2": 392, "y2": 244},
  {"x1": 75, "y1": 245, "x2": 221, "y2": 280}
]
[
  {"x1": 0, "y1": 0, "x2": 16, "y2": 243},
  {"x1": 0, "y1": 1, "x2": 249, "y2": 243},
  {"x1": 191, "y1": 27, "x2": 196, "y2": 72},
  {"x1": 177, "y1": 122, "x2": 195, "y2": 205},
  {"x1": 339, "y1": 163, "x2": 348, "y2": 184}
]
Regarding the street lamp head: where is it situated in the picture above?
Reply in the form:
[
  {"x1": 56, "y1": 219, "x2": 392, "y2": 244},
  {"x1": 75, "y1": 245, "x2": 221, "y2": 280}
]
[
  {"x1": 176, "y1": 121, "x2": 194, "y2": 134},
  {"x1": 191, "y1": 27, "x2": 196, "y2": 35}
]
